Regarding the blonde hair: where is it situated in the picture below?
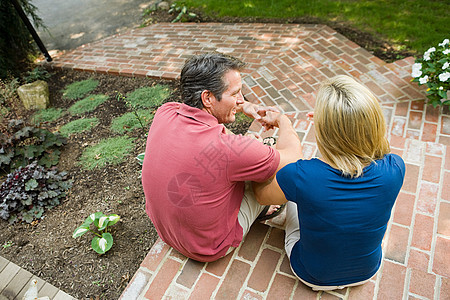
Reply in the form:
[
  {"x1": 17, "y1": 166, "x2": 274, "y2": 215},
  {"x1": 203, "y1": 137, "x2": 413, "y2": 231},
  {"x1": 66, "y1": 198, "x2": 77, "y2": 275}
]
[{"x1": 314, "y1": 75, "x2": 390, "y2": 178}]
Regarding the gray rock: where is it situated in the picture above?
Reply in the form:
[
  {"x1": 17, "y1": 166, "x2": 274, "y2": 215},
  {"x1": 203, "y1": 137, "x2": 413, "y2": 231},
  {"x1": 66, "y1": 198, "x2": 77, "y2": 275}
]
[{"x1": 17, "y1": 80, "x2": 49, "y2": 110}]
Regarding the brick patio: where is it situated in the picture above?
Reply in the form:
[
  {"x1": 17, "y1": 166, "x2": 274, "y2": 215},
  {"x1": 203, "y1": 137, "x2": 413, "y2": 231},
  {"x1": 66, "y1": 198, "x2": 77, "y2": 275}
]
[{"x1": 47, "y1": 23, "x2": 450, "y2": 299}]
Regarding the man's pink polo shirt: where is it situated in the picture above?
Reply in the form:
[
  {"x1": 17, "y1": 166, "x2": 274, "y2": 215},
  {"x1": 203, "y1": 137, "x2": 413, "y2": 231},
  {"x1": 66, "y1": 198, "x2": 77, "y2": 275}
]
[{"x1": 142, "y1": 102, "x2": 280, "y2": 262}]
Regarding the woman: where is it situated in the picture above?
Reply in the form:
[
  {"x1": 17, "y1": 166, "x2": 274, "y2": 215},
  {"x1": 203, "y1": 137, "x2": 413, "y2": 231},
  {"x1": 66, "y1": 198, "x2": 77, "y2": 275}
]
[{"x1": 254, "y1": 75, "x2": 405, "y2": 290}]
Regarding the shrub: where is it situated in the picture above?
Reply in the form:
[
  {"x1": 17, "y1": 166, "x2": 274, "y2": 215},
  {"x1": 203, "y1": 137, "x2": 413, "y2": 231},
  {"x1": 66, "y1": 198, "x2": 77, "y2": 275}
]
[
  {"x1": 110, "y1": 110, "x2": 153, "y2": 134},
  {"x1": 23, "y1": 67, "x2": 51, "y2": 83},
  {"x1": 79, "y1": 136, "x2": 135, "y2": 170},
  {"x1": 68, "y1": 94, "x2": 109, "y2": 115},
  {"x1": 62, "y1": 78, "x2": 99, "y2": 100},
  {"x1": 59, "y1": 117, "x2": 99, "y2": 137},
  {"x1": 126, "y1": 85, "x2": 171, "y2": 109},
  {"x1": 411, "y1": 38, "x2": 450, "y2": 107},
  {"x1": 0, "y1": 119, "x2": 66, "y2": 174},
  {"x1": 0, "y1": 1, "x2": 45, "y2": 79},
  {"x1": 32, "y1": 108, "x2": 64, "y2": 124},
  {"x1": 0, "y1": 161, "x2": 73, "y2": 224}
]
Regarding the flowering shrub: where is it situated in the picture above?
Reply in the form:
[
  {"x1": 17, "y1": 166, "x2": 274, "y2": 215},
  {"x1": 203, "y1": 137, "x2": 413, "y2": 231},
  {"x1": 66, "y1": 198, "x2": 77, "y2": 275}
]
[{"x1": 411, "y1": 38, "x2": 450, "y2": 107}]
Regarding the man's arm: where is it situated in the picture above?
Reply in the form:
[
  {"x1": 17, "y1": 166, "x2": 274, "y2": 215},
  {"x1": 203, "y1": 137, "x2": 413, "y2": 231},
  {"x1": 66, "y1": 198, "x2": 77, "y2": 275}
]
[{"x1": 253, "y1": 111, "x2": 302, "y2": 205}]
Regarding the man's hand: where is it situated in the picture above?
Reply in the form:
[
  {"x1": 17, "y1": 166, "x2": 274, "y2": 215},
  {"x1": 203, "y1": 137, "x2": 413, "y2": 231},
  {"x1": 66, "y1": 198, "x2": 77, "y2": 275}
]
[
  {"x1": 260, "y1": 111, "x2": 283, "y2": 131},
  {"x1": 239, "y1": 101, "x2": 279, "y2": 120}
]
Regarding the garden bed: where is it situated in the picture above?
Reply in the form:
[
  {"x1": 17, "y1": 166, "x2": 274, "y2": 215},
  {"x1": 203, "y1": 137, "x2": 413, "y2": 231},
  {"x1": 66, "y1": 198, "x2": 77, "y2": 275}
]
[{"x1": 1, "y1": 69, "x2": 179, "y2": 299}]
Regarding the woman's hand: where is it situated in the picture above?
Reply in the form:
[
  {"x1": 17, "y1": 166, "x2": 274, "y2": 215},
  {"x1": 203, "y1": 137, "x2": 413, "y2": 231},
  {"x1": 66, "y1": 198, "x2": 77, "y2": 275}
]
[{"x1": 240, "y1": 102, "x2": 279, "y2": 120}]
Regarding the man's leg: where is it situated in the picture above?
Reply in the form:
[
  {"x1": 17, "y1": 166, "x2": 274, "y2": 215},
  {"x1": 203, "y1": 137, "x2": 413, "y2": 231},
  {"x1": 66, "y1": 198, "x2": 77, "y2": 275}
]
[{"x1": 237, "y1": 182, "x2": 266, "y2": 237}]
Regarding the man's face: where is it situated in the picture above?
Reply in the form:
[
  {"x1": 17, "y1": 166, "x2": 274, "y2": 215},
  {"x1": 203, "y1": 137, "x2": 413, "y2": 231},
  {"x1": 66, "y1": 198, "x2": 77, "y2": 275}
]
[{"x1": 209, "y1": 70, "x2": 244, "y2": 124}]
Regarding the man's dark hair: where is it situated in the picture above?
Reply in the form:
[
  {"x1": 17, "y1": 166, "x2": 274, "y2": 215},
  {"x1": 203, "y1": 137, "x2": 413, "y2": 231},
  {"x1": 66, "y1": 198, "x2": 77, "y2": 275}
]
[{"x1": 180, "y1": 53, "x2": 243, "y2": 109}]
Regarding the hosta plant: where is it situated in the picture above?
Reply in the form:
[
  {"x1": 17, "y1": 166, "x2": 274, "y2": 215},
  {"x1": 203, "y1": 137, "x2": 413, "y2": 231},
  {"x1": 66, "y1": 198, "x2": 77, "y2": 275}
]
[
  {"x1": 0, "y1": 162, "x2": 73, "y2": 224},
  {"x1": 72, "y1": 212, "x2": 120, "y2": 254},
  {"x1": 411, "y1": 38, "x2": 450, "y2": 107}
]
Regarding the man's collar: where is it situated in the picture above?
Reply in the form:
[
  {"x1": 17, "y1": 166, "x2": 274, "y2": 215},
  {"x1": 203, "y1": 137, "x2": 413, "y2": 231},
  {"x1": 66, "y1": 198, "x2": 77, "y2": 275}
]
[{"x1": 176, "y1": 103, "x2": 219, "y2": 127}]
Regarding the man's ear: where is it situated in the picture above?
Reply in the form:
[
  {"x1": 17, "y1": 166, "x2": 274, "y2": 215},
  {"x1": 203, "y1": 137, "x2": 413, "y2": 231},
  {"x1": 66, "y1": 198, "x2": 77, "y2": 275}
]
[{"x1": 201, "y1": 90, "x2": 214, "y2": 108}]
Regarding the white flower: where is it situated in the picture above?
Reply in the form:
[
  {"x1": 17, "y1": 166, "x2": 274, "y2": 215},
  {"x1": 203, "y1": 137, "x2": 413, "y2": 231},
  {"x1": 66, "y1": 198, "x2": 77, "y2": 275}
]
[
  {"x1": 439, "y1": 72, "x2": 450, "y2": 82},
  {"x1": 444, "y1": 62, "x2": 450, "y2": 70},
  {"x1": 419, "y1": 75, "x2": 428, "y2": 84},
  {"x1": 424, "y1": 47, "x2": 436, "y2": 61},
  {"x1": 439, "y1": 86, "x2": 444, "y2": 90},
  {"x1": 411, "y1": 63, "x2": 422, "y2": 78},
  {"x1": 444, "y1": 49, "x2": 450, "y2": 55},
  {"x1": 439, "y1": 39, "x2": 449, "y2": 47}
]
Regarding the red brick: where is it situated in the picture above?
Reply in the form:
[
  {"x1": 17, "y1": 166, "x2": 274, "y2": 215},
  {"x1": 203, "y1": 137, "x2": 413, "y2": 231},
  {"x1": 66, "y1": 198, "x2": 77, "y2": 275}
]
[
  {"x1": 391, "y1": 117, "x2": 406, "y2": 136},
  {"x1": 377, "y1": 260, "x2": 406, "y2": 300},
  {"x1": 238, "y1": 222, "x2": 269, "y2": 261},
  {"x1": 417, "y1": 181, "x2": 439, "y2": 215},
  {"x1": 395, "y1": 102, "x2": 409, "y2": 117},
  {"x1": 423, "y1": 155, "x2": 442, "y2": 183},
  {"x1": 385, "y1": 224, "x2": 409, "y2": 264},
  {"x1": 443, "y1": 172, "x2": 450, "y2": 201},
  {"x1": 425, "y1": 105, "x2": 440, "y2": 123},
  {"x1": 348, "y1": 281, "x2": 375, "y2": 300},
  {"x1": 279, "y1": 255, "x2": 295, "y2": 276},
  {"x1": 422, "y1": 123, "x2": 438, "y2": 142},
  {"x1": 406, "y1": 129, "x2": 420, "y2": 139},
  {"x1": 215, "y1": 260, "x2": 251, "y2": 300},
  {"x1": 407, "y1": 249, "x2": 429, "y2": 271},
  {"x1": 408, "y1": 111, "x2": 423, "y2": 130},
  {"x1": 292, "y1": 281, "x2": 318, "y2": 300},
  {"x1": 248, "y1": 249, "x2": 281, "y2": 292},
  {"x1": 438, "y1": 202, "x2": 450, "y2": 237},
  {"x1": 170, "y1": 248, "x2": 187, "y2": 260},
  {"x1": 411, "y1": 213, "x2": 434, "y2": 251},
  {"x1": 266, "y1": 227, "x2": 285, "y2": 249},
  {"x1": 390, "y1": 135, "x2": 406, "y2": 149},
  {"x1": 403, "y1": 164, "x2": 420, "y2": 193},
  {"x1": 140, "y1": 238, "x2": 170, "y2": 272},
  {"x1": 440, "y1": 276, "x2": 450, "y2": 300},
  {"x1": 320, "y1": 292, "x2": 343, "y2": 299},
  {"x1": 442, "y1": 116, "x2": 450, "y2": 135},
  {"x1": 177, "y1": 259, "x2": 204, "y2": 288},
  {"x1": 446, "y1": 147, "x2": 450, "y2": 170},
  {"x1": 240, "y1": 290, "x2": 263, "y2": 300},
  {"x1": 144, "y1": 258, "x2": 181, "y2": 299},
  {"x1": 433, "y1": 236, "x2": 450, "y2": 277},
  {"x1": 205, "y1": 254, "x2": 233, "y2": 277},
  {"x1": 393, "y1": 192, "x2": 415, "y2": 226},
  {"x1": 365, "y1": 81, "x2": 385, "y2": 97},
  {"x1": 426, "y1": 142, "x2": 445, "y2": 156},
  {"x1": 409, "y1": 269, "x2": 436, "y2": 299},
  {"x1": 189, "y1": 273, "x2": 220, "y2": 300},
  {"x1": 266, "y1": 273, "x2": 296, "y2": 300},
  {"x1": 411, "y1": 100, "x2": 425, "y2": 111}
]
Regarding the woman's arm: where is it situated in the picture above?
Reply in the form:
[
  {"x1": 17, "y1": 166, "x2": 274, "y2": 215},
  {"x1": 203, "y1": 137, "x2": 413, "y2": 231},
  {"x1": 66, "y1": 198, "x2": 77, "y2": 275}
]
[{"x1": 252, "y1": 175, "x2": 288, "y2": 206}]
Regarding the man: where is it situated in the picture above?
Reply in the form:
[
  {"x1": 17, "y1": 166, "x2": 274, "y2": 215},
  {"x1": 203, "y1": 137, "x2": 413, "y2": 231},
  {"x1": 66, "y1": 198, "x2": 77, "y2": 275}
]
[{"x1": 142, "y1": 53, "x2": 300, "y2": 262}]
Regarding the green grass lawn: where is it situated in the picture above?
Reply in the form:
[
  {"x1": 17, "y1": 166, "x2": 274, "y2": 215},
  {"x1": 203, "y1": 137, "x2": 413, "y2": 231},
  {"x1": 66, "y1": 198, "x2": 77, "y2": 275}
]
[{"x1": 182, "y1": 0, "x2": 448, "y2": 54}]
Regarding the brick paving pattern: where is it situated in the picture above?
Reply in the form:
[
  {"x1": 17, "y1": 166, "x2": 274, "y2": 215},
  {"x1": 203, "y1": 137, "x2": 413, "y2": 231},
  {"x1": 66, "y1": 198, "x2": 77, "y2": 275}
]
[{"x1": 47, "y1": 23, "x2": 450, "y2": 299}]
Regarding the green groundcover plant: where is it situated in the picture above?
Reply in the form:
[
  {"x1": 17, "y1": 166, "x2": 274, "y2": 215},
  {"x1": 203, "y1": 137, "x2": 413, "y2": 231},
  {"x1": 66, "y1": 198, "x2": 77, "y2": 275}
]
[
  {"x1": 79, "y1": 136, "x2": 135, "y2": 170},
  {"x1": 110, "y1": 110, "x2": 154, "y2": 134},
  {"x1": 32, "y1": 108, "x2": 64, "y2": 124},
  {"x1": 62, "y1": 78, "x2": 99, "y2": 100},
  {"x1": 72, "y1": 212, "x2": 120, "y2": 254},
  {"x1": 126, "y1": 85, "x2": 171, "y2": 109},
  {"x1": 59, "y1": 117, "x2": 99, "y2": 137},
  {"x1": 68, "y1": 94, "x2": 109, "y2": 115},
  {"x1": 412, "y1": 38, "x2": 450, "y2": 107}
]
